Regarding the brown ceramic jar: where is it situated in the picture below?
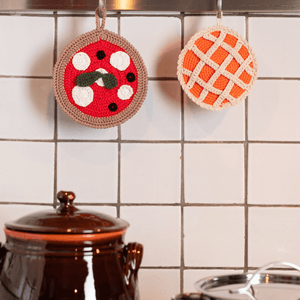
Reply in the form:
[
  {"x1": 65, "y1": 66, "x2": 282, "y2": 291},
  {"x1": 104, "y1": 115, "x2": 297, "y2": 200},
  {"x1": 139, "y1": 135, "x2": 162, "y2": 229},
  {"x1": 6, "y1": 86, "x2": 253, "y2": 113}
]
[{"x1": 0, "y1": 191, "x2": 143, "y2": 300}]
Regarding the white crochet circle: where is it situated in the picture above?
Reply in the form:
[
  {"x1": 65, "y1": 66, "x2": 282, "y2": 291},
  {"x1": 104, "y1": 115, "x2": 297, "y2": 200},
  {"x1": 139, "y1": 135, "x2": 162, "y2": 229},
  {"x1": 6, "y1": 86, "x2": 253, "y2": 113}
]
[
  {"x1": 72, "y1": 52, "x2": 91, "y2": 71},
  {"x1": 72, "y1": 86, "x2": 94, "y2": 107},
  {"x1": 110, "y1": 51, "x2": 130, "y2": 71},
  {"x1": 95, "y1": 68, "x2": 108, "y2": 87},
  {"x1": 118, "y1": 85, "x2": 133, "y2": 100}
]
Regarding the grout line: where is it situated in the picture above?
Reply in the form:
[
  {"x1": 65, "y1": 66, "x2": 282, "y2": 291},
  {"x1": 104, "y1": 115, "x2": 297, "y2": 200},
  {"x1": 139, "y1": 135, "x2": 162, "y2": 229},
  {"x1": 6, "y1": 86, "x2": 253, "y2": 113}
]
[
  {"x1": 1, "y1": 202, "x2": 300, "y2": 207},
  {"x1": 180, "y1": 11, "x2": 185, "y2": 295},
  {"x1": 148, "y1": 77, "x2": 178, "y2": 81},
  {"x1": 56, "y1": 13, "x2": 119, "y2": 18},
  {"x1": 184, "y1": 266, "x2": 245, "y2": 270},
  {"x1": 243, "y1": 16, "x2": 249, "y2": 274},
  {"x1": 0, "y1": 75, "x2": 53, "y2": 79},
  {"x1": 184, "y1": 13, "x2": 300, "y2": 18},
  {"x1": 53, "y1": 11, "x2": 58, "y2": 209},
  {"x1": 0, "y1": 202, "x2": 53, "y2": 206},
  {"x1": 0, "y1": 12, "x2": 56, "y2": 17},
  {"x1": 116, "y1": 12, "x2": 121, "y2": 219},
  {"x1": 140, "y1": 266, "x2": 181, "y2": 269},
  {"x1": 117, "y1": 11, "x2": 121, "y2": 35},
  {"x1": 2, "y1": 139, "x2": 300, "y2": 144},
  {"x1": 1, "y1": 75, "x2": 299, "y2": 81},
  {"x1": 258, "y1": 77, "x2": 300, "y2": 80},
  {"x1": 119, "y1": 14, "x2": 182, "y2": 18}
]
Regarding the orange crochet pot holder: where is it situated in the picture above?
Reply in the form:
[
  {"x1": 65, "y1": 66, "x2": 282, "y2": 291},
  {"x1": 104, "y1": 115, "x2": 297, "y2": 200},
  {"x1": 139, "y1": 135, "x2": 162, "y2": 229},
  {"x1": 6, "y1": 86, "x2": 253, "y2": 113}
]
[
  {"x1": 53, "y1": 8, "x2": 148, "y2": 128},
  {"x1": 177, "y1": 25, "x2": 258, "y2": 111}
]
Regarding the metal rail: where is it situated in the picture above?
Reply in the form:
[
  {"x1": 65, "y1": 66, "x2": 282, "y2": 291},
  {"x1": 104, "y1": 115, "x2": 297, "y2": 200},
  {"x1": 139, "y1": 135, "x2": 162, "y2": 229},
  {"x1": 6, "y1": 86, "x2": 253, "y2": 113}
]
[{"x1": 0, "y1": 0, "x2": 300, "y2": 12}]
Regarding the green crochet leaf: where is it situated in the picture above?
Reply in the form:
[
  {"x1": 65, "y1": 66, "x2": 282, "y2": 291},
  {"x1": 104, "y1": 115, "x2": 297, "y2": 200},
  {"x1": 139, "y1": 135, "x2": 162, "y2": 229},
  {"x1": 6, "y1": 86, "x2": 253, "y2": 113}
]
[
  {"x1": 76, "y1": 71, "x2": 117, "y2": 89},
  {"x1": 102, "y1": 73, "x2": 118, "y2": 89}
]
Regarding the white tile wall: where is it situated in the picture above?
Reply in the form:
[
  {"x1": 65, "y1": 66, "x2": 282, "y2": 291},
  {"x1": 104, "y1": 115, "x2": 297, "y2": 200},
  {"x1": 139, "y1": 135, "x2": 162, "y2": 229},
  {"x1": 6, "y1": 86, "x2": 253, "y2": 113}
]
[
  {"x1": 121, "y1": 17, "x2": 181, "y2": 77},
  {"x1": 248, "y1": 80, "x2": 300, "y2": 141},
  {"x1": 121, "y1": 81, "x2": 182, "y2": 140},
  {"x1": 0, "y1": 15, "x2": 54, "y2": 76},
  {"x1": 121, "y1": 206, "x2": 181, "y2": 267},
  {"x1": 121, "y1": 143, "x2": 181, "y2": 203},
  {"x1": 249, "y1": 207, "x2": 300, "y2": 267},
  {"x1": 185, "y1": 144, "x2": 244, "y2": 204},
  {"x1": 0, "y1": 142, "x2": 54, "y2": 203},
  {"x1": 184, "y1": 95, "x2": 245, "y2": 141},
  {"x1": 248, "y1": 144, "x2": 300, "y2": 204},
  {"x1": 0, "y1": 9, "x2": 300, "y2": 299},
  {"x1": 249, "y1": 17, "x2": 300, "y2": 77},
  {"x1": 139, "y1": 269, "x2": 180, "y2": 300},
  {"x1": 57, "y1": 142, "x2": 118, "y2": 203},
  {"x1": 184, "y1": 207, "x2": 244, "y2": 267},
  {"x1": 0, "y1": 78, "x2": 54, "y2": 139}
]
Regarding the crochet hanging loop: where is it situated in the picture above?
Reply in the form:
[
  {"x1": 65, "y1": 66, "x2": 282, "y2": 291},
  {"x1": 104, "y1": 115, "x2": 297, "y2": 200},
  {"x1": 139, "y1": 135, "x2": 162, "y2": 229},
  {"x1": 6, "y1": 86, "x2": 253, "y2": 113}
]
[
  {"x1": 216, "y1": 0, "x2": 223, "y2": 26},
  {"x1": 96, "y1": 0, "x2": 107, "y2": 32}
]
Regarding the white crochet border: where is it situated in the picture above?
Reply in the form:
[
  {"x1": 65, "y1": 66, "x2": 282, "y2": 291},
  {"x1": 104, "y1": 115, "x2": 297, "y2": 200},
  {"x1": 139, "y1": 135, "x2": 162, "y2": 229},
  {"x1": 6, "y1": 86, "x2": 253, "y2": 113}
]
[{"x1": 177, "y1": 25, "x2": 258, "y2": 111}]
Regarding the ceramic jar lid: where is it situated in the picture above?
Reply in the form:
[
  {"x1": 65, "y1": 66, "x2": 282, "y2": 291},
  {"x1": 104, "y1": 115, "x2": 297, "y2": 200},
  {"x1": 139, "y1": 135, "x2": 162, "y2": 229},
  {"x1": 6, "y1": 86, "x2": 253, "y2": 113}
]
[{"x1": 5, "y1": 191, "x2": 129, "y2": 234}]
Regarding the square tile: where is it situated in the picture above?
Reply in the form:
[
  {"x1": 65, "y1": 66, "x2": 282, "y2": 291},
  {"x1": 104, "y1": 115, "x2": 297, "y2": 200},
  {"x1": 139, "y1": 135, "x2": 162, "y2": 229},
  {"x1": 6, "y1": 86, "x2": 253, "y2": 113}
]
[
  {"x1": 120, "y1": 17, "x2": 181, "y2": 77},
  {"x1": 57, "y1": 16, "x2": 118, "y2": 54},
  {"x1": 0, "y1": 204, "x2": 48, "y2": 243},
  {"x1": 184, "y1": 207, "x2": 244, "y2": 267},
  {"x1": 0, "y1": 142, "x2": 54, "y2": 203},
  {"x1": 184, "y1": 95, "x2": 245, "y2": 141},
  {"x1": 184, "y1": 269, "x2": 243, "y2": 293},
  {"x1": 0, "y1": 78, "x2": 54, "y2": 139},
  {"x1": 0, "y1": 16, "x2": 54, "y2": 76},
  {"x1": 184, "y1": 16, "x2": 245, "y2": 46},
  {"x1": 249, "y1": 207, "x2": 300, "y2": 267},
  {"x1": 248, "y1": 18, "x2": 300, "y2": 77},
  {"x1": 184, "y1": 144, "x2": 244, "y2": 204},
  {"x1": 248, "y1": 80, "x2": 300, "y2": 141},
  {"x1": 57, "y1": 106, "x2": 118, "y2": 140},
  {"x1": 57, "y1": 142, "x2": 118, "y2": 203},
  {"x1": 139, "y1": 269, "x2": 180, "y2": 300},
  {"x1": 121, "y1": 206, "x2": 181, "y2": 266},
  {"x1": 121, "y1": 143, "x2": 181, "y2": 203},
  {"x1": 248, "y1": 144, "x2": 300, "y2": 204},
  {"x1": 121, "y1": 81, "x2": 181, "y2": 140}
]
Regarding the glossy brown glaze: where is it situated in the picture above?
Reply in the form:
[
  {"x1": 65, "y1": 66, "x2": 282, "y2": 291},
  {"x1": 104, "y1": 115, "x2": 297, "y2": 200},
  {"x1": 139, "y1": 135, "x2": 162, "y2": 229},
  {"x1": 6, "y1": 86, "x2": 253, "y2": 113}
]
[
  {"x1": 5, "y1": 191, "x2": 129, "y2": 234},
  {"x1": 0, "y1": 191, "x2": 143, "y2": 300}
]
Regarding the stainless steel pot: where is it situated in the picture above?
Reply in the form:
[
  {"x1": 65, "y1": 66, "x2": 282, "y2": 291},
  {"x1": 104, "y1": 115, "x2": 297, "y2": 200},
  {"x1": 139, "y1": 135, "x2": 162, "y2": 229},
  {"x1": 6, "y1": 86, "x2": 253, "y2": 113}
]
[{"x1": 174, "y1": 262, "x2": 300, "y2": 300}]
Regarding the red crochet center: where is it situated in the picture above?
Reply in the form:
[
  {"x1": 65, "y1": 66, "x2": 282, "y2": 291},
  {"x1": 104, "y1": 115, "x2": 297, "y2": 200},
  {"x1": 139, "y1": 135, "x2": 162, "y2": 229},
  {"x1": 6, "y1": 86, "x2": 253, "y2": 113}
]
[{"x1": 64, "y1": 40, "x2": 138, "y2": 118}]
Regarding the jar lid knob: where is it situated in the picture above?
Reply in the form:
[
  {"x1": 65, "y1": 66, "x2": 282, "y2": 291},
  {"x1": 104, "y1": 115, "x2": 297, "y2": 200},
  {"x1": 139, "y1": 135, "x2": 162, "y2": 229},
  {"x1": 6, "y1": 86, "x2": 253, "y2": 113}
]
[{"x1": 56, "y1": 191, "x2": 77, "y2": 215}]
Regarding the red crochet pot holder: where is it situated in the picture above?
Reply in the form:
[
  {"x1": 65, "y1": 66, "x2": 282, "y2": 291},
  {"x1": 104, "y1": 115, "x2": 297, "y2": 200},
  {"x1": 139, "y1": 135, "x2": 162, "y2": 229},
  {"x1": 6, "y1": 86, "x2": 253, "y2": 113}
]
[{"x1": 53, "y1": 8, "x2": 148, "y2": 128}]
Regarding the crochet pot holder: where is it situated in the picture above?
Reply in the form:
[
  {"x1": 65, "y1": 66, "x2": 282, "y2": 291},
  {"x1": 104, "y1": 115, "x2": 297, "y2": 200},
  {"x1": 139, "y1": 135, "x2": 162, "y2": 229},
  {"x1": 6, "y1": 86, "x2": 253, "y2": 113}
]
[
  {"x1": 177, "y1": 22, "x2": 258, "y2": 111},
  {"x1": 53, "y1": 7, "x2": 148, "y2": 128}
]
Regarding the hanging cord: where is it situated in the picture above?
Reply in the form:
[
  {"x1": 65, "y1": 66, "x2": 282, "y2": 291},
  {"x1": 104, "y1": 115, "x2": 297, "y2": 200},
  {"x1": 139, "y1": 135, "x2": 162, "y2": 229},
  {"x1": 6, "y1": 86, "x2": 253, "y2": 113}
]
[
  {"x1": 96, "y1": 0, "x2": 107, "y2": 32},
  {"x1": 216, "y1": 0, "x2": 223, "y2": 25}
]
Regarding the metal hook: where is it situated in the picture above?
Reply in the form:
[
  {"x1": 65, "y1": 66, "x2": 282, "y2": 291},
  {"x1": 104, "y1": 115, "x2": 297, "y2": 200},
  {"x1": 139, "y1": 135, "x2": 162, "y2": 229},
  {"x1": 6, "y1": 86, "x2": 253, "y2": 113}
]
[
  {"x1": 216, "y1": 0, "x2": 223, "y2": 25},
  {"x1": 99, "y1": 0, "x2": 106, "y2": 18}
]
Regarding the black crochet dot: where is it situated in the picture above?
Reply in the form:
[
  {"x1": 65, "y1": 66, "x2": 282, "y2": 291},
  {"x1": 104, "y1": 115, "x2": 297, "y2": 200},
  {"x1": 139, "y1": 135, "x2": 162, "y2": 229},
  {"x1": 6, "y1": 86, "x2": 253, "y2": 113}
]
[
  {"x1": 108, "y1": 103, "x2": 118, "y2": 112},
  {"x1": 96, "y1": 50, "x2": 106, "y2": 60},
  {"x1": 126, "y1": 73, "x2": 136, "y2": 83}
]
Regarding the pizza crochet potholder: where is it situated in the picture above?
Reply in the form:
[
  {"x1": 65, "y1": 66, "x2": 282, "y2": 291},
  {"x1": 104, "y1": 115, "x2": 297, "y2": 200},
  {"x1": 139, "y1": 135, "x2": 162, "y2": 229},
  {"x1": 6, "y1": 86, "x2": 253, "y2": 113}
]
[
  {"x1": 177, "y1": 24, "x2": 258, "y2": 111},
  {"x1": 53, "y1": 7, "x2": 148, "y2": 128}
]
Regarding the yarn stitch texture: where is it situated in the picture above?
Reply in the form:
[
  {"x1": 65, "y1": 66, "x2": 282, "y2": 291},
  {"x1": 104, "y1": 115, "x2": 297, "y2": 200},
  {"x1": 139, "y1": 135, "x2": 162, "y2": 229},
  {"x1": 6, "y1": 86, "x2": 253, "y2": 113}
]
[
  {"x1": 177, "y1": 25, "x2": 258, "y2": 111},
  {"x1": 53, "y1": 7, "x2": 148, "y2": 129}
]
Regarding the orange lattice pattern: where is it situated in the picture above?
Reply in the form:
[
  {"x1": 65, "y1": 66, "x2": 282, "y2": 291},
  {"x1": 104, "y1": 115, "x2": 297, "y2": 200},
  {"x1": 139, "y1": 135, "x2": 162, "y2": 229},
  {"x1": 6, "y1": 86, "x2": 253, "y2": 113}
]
[{"x1": 177, "y1": 25, "x2": 258, "y2": 111}]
